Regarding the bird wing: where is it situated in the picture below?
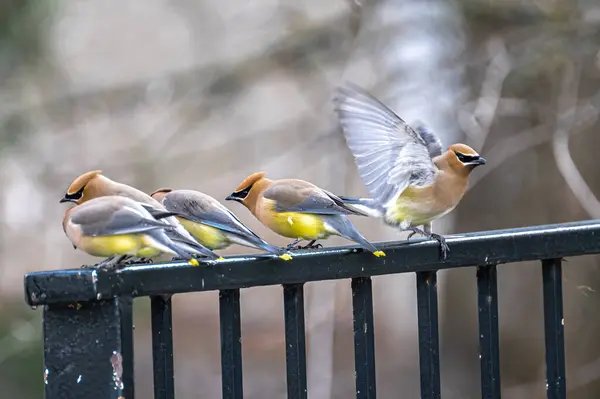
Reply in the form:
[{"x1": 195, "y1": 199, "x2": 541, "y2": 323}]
[
  {"x1": 71, "y1": 200, "x2": 171, "y2": 237},
  {"x1": 333, "y1": 83, "x2": 439, "y2": 207},
  {"x1": 413, "y1": 121, "x2": 443, "y2": 159},
  {"x1": 162, "y1": 190, "x2": 258, "y2": 238},
  {"x1": 263, "y1": 180, "x2": 364, "y2": 216}
]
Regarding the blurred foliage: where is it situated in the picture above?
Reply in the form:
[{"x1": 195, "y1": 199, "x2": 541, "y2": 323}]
[
  {"x1": 0, "y1": 0, "x2": 55, "y2": 76},
  {"x1": 0, "y1": 0, "x2": 56, "y2": 153},
  {"x1": 0, "y1": 304, "x2": 42, "y2": 398}
]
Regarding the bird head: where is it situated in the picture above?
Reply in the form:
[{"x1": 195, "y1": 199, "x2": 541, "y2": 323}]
[
  {"x1": 150, "y1": 188, "x2": 173, "y2": 203},
  {"x1": 226, "y1": 171, "x2": 267, "y2": 211},
  {"x1": 60, "y1": 170, "x2": 104, "y2": 205},
  {"x1": 447, "y1": 144, "x2": 486, "y2": 174}
]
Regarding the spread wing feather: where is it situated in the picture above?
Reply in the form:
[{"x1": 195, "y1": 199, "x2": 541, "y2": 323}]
[{"x1": 333, "y1": 83, "x2": 440, "y2": 207}]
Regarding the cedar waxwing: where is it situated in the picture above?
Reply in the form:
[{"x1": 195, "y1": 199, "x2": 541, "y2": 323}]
[
  {"x1": 150, "y1": 188, "x2": 293, "y2": 260},
  {"x1": 59, "y1": 170, "x2": 221, "y2": 262},
  {"x1": 62, "y1": 196, "x2": 202, "y2": 268},
  {"x1": 332, "y1": 83, "x2": 487, "y2": 258},
  {"x1": 225, "y1": 172, "x2": 386, "y2": 257}
]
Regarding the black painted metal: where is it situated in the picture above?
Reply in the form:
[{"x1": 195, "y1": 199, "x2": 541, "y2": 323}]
[
  {"x1": 416, "y1": 271, "x2": 440, "y2": 399},
  {"x1": 477, "y1": 265, "x2": 501, "y2": 399},
  {"x1": 26, "y1": 221, "x2": 594, "y2": 398},
  {"x1": 151, "y1": 295, "x2": 175, "y2": 399},
  {"x1": 542, "y1": 259, "x2": 566, "y2": 399},
  {"x1": 219, "y1": 289, "x2": 243, "y2": 399},
  {"x1": 283, "y1": 284, "x2": 308, "y2": 399},
  {"x1": 118, "y1": 297, "x2": 135, "y2": 399},
  {"x1": 43, "y1": 297, "x2": 134, "y2": 399},
  {"x1": 352, "y1": 277, "x2": 376, "y2": 399},
  {"x1": 24, "y1": 220, "x2": 600, "y2": 305}
]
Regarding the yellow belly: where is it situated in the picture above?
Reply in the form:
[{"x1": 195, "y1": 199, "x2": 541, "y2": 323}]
[
  {"x1": 387, "y1": 186, "x2": 453, "y2": 226},
  {"x1": 79, "y1": 234, "x2": 162, "y2": 258},
  {"x1": 263, "y1": 211, "x2": 328, "y2": 240},
  {"x1": 178, "y1": 217, "x2": 230, "y2": 250}
]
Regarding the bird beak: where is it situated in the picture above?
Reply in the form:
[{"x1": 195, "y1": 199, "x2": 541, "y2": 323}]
[
  {"x1": 225, "y1": 193, "x2": 245, "y2": 203},
  {"x1": 59, "y1": 197, "x2": 76, "y2": 204}
]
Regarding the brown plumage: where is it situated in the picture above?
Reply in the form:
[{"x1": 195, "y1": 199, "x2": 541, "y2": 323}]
[
  {"x1": 60, "y1": 171, "x2": 220, "y2": 260},
  {"x1": 226, "y1": 172, "x2": 385, "y2": 257},
  {"x1": 333, "y1": 83, "x2": 487, "y2": 258},
  {"x1": 150, "y1": 187, "x2": 292, "y2": 259},
  {"x1": 62, "y1": 195, "x2": 201, "y2": 268}
]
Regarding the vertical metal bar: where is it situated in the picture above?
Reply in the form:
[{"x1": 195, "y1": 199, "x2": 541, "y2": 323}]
[
  {"x1": 352, "y1": 277, "x2": 377, "y2": 399},
  {"x1": 283, "y1": 283, "x2": 308, "y2": 399},
  {"x1": 416, "y1": 271, "x2": 440, "y2": 399},
  {"x1": 542, "y1": 258, "x2": 566, "y2": 399},
  {"x1": 151, "y1": 295, "x2": 175, "y2": 399},
  {"x1": 219, "y1": 289, "x2": 243, "y2": 399},
  {"x1": 477, "y1": 265, "x2": 501, "y2": 399},
  {"x1": 43, "y1": 297, "x2": 134, "y2": 399},
  {"x1": 118, "y1": 297, "x2": 135, "y2": 399}
]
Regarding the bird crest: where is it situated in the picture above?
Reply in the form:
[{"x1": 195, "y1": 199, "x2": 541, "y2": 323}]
[
  {"x1": 235, "y1": 171, "x2": 266, "y2": 191},
  {"x1": 150, "y1": 188, "x2": 173, "y2": 197},
  {"x1": 67, "y1": 170, "x2": 103, "y2": 194},
  {"x1": 448, "y1": 143, "x2": 479, "y2": 156}
]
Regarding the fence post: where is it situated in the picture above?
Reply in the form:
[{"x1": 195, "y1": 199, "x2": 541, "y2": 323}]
[{"x1": 43, "y1": 297, "x2": 134, "y2": 399}]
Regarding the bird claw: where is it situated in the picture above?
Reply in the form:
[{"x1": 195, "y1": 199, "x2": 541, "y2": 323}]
[
  {"x1": 304, "y1": 243, "x2": 323, "y2": 249},
  {"x1": 81, "y1": 260, "x2": 123, "y2": 270},
  {"x1": 286, "y1": 239, "x2": 303, "y2": 251},
  {"x1": 405, "y1": 228, "x2": 449, "y2": 260},
  {"x1": 291, "y1": 243, "x2": 323, "y2": 250},
  {"x1": 122, "y1": 257, "x2": 153, "y2": 265},
  {"x1": 430, "y1": 233, "x2": 450, "y2": 260}
]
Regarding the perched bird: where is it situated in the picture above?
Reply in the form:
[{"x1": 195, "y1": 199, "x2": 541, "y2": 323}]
[
  {"x1": 62, "y1": 196, "x2": 203, "y2": 268},
  {"x1": 59, "y1": 170, "x2": 221, "y2": 262},
  {"x1": 151, "y1": 188, "x2": 293, "y2": 260},
  {"x1": 332, "y1": 83, "x2": 486, "y2": 258},
  {"x1": 225, "y1": 172, "x2": 386, "y2": 257}
]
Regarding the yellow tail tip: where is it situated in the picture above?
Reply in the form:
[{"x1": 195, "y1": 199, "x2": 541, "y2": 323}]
[
  {"x1": 217, "y1": 256, "x2": 225, "y2": 261},
  {"x1": 373, "y1": 251, "x2": 386, "y2": 258},
  {"x1": 279, "y1": 253, "x2": 293, "y2": 261},
  {"x1": 188, "y1": 258, "x2": 200, "y2": 266}
]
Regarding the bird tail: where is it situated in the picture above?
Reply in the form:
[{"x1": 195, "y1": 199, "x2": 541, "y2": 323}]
[
  {"x1": 165, "y1": 230, "x2": 221, "y2": 260},
  {"x1": 145, "y1": 229, "x2": 202, "y2": 265},
  {"x1": 337, "y1": 196, "x2": 384, "y2": 218},
  {"x1": 226, "y1": 233, "x2": 293, "y2": 261},
  {"x1": 324, "y1": 215, "x2": 385, "y2": 257}
]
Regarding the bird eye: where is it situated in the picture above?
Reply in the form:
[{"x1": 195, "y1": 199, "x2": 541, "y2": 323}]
[
  {"x1": 454, "y1": 151, "x2": 480, "y2": 164},
  {"x1": 64, "y1": 186, "x2": 85, "y2": 201},
  {"x1": 231, "y1": 185, "x2": 253, "y2": 199}
]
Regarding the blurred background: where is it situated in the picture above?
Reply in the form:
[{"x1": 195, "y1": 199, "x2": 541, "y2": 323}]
[{"x1": 1, "y1": 0, "x2": 600, "y2": 397}]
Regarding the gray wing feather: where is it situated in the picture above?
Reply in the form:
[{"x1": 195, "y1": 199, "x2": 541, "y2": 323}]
[
  {"x1": 413, "y1": 121, "x2": 443, "y2": 158},
  {"x1": 72, "y1": 204, "x2": 170, "y2": 237},
  {"x1": 163, "y1": 190, "x2": 257, "y2": 238},
  {"x1": 333, "y1": 83, "x2": 438, "y2": 206},
  {"x1": 263, "y1": 181, "x2": 363, "y2": 216}
]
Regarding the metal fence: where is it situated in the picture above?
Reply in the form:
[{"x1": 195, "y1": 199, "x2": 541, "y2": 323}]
[{"x1": 24, "y1": 220, "x2": 600, "y2": 399}]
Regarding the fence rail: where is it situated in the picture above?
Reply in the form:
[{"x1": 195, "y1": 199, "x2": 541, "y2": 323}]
[{"x1": 25, "y1": 220, "x2": 600, "y2": 399}]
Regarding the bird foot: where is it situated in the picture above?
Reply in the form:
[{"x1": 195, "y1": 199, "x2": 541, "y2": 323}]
[
  {"x1": 430, "y1": 233, "x2": 450, "y2": 260},
  {"x1": 304, "y1": 243, "x2": 323, "y2": 249},
  {"x1": 81, "y1": 259, "x2": 124, "y2": 270},
  {"x1": 286, "y1": 239, "x2": 303, "y2": 251},
  {"x1": 292, "y1": 243, "x2": 323, "y2": 250},
  {"x1": 122, "y1": 257, "x2": 153, "y2": 265},
  {"x1": 406, "y1": 228, "x2": 450, "y2": 260}
]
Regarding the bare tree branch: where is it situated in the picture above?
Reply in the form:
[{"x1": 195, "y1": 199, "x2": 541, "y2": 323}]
[
  {"x1": 552, "y1": 61, "x2": 600, "y2": 218},
  {"x1": 460, "y1": 37, "x2": 512, "y2": 152}
]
